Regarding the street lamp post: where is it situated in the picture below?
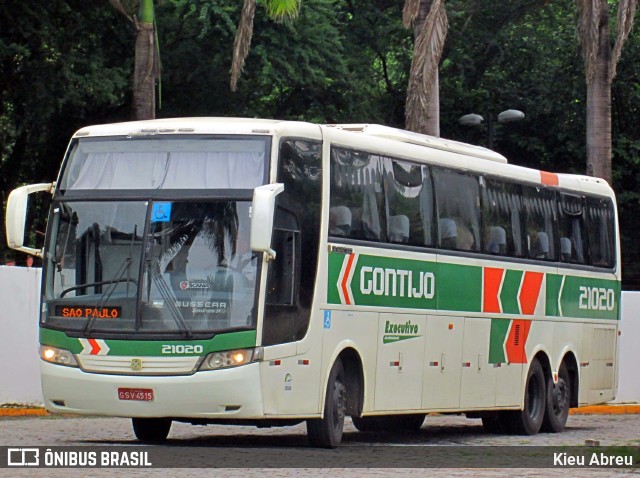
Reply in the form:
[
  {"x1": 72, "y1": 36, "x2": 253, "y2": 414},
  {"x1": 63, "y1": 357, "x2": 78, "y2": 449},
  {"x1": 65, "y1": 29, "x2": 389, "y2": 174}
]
[{"x1": 459, "y1": 109, "x2": 525, "y2": 149}]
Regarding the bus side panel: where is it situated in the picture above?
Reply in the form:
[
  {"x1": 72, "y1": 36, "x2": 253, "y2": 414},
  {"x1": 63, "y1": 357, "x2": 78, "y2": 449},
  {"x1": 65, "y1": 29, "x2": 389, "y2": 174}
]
[
  {"x1": 460, "y1": 317, "x2": 496, "y2": 410},
  {"x1": 259, "y1": 343, "x2": 301, "y2": 416},
  {"x1": 551, "y1": 320, "x2": 583, "y2": 375},
  {"x1": 580, "y1": 323, "x2": 617, "y2": 405},
  {"x1": 492, "y1": 318, "x2": 524, "y2": 407},
  {"x1": 321, "y1": 309, "x2": 379, "y2": 414},
  {"x1": 422, "y1": 315, "x2": 464, "y2": 410},
  {"x1": 374, "y1": 313, "x2": 426, "y2": 411},
  {"x1": 259, "y1": 325, "x2": 323, "y2": 416}
]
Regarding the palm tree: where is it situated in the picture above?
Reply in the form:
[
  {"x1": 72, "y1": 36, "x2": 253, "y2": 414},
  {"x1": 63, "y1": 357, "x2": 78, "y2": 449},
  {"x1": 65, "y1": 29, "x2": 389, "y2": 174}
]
[
  {"x1": 403, "y1": 0, "x2": 448, "y2": 136},
  {"x1": 109, "y1": 0, "x2": 159, "y2": 120},
  {"x1": 110, "y1": 0, "x2": 301, "y2": 118},
  {"x1": 230, "y1": 0, "x2": 301, "y2": 91},
  {"x1": 575, "y1": 0, "x2": 638, "y2": 183}
]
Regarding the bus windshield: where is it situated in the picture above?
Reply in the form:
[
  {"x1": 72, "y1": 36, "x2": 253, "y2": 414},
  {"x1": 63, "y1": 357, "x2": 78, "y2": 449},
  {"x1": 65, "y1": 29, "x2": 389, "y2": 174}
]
[
  {"x1": 59, "y1": 137, "x2": 268, "y2": 190},
  {"x1": 43, "y1": 199, "x2": 259, "y2": 337}
]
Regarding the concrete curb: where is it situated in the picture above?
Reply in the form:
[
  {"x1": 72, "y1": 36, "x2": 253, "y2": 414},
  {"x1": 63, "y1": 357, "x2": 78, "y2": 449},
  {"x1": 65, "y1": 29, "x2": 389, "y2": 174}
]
[
  {"x1": 1, "y1": 405, "x2": 639, "y2": 417},
  {"x1": 0, "y1": 407, "x2": 49, "y2": 417},
  {"x1": 569, "y1": 404, "x2": 640, "y2": 415}
]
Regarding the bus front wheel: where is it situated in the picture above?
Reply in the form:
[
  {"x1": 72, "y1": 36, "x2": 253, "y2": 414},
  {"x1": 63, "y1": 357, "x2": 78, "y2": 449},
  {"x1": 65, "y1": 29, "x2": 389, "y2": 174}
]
[
  {"x1": 506, "y1": 358, "x2": 546, "y2": 435},
  {"x1": 307, "y1": 359, "x2": 346, "y2": 448},
  {"x1": 132, "y1": 417, "x2": 172, "y2": 443}
]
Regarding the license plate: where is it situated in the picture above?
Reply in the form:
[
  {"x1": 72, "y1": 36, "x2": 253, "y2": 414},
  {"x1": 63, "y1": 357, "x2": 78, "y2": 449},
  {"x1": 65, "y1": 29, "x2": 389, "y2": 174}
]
[{"x1": 118, "y1": 388, "x2": 154, "y2": 401}]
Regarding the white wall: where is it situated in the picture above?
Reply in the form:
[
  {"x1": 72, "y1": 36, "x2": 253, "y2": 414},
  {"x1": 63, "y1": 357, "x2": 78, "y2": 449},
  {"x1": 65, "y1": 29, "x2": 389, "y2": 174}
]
[
  {"x1": 0, "y1": 266, "x2": 638, "y2": 405},
  {"x1": 0, "y1": 266, "x2": 42, "y2": 404},
  {"x1": 617, "y1": 292, "x2": 640, "y2": 403}
]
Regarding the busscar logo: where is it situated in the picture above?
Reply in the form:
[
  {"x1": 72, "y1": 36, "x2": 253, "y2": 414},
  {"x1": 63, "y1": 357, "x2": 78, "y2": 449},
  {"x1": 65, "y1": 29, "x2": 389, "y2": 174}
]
[{"x1": 8, "y1": 448, "x2": 39, "y2": 466}]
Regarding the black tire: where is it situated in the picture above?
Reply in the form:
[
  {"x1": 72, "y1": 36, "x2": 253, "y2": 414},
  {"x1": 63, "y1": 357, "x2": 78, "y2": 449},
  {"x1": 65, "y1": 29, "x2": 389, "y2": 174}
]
[
  {"x1": 352, "y1": 414, "x2": 425, "y2": 433},
  {"x1": 481, "y1": 412, "x2": 509, "y2": 434},
  {"x1": 132, "y1": 418, "x2": 172, "y2": 443},
  {"x1": 505, "y1": 359, "x2": 546, "y2": 435},
  {"x1": 307, "y1": 359, "x2": 347, "y2": 448},
  {"x1": 351, "y1": 415, "x2": 383, "y2": 432},
  {"x1": 541, "y1": 363, "x2": 571, "y2": 433}
]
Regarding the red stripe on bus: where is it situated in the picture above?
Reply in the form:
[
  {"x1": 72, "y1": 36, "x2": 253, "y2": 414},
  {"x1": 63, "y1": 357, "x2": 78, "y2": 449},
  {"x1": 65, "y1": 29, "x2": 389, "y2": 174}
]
[
  {"x1": 88, "y1": 338, "x2": 101, "y2": 355},
  {"x1": 341, "y1": 253, "x2": 356, "y2": 305},
  {"x1": 519, "y1": 271, "x2": 544, "y2": 315},
  {"x1": 483, "y1": 267, "x2": 504, "y2": 313},
  {"x1": 505, "y1": 319, "x2": 532, "y2": 364},
  {"x1": 540, "y1": 171, "x2": 559, "y2": 186}
]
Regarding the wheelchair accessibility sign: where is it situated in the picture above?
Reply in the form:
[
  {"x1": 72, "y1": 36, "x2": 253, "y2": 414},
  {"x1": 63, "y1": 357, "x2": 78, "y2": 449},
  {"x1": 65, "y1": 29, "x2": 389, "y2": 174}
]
[{"x1": 151, "y1": 202, "x2": 172, "y2": 223}]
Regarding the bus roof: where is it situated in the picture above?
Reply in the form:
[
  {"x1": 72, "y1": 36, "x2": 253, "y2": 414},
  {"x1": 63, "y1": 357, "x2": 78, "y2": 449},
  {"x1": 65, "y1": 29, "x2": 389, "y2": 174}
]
[
  {"x1": 72, "y1": 117, "x2": 285, "y2": 138},
  {"x1": 71, "y1": 117, "x2": 613, "y2": 197},
  {"x1": 325, "y1": 124, "x2": 508, "y2": 163}
]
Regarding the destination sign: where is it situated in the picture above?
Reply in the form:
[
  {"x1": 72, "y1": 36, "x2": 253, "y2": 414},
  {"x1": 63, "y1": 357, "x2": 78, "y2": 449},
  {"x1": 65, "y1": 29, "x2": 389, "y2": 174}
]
[{"x1": 54, "y1": 306, "x2": 122, "y2": 319}]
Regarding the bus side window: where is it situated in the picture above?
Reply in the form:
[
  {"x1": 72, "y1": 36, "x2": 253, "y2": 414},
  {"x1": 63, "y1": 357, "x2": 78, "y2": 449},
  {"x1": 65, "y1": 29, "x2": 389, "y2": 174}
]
[
  {"x1": 482, "y1": 178, "x2": 524, "y2": 257},
  {"x1": 266, "y1": 226, "x2": 299, "y2": 306},
  {"x1": 558, "y1": 194, "x2": 588, "y2": 265},
  {"x1": 523, "y1": 186, "x2": 558, "y2": 261},
  {"x1": 329, "y1": 147, "x2": 384, "y2": 242},
  {"x1": 586, "y1": 196, "x2": 615, "y2": 268},
  {"x1": 263, "y1": 138, "x2": 321, "y2": 346},
  {"x1": 434, "y1": 168, "x2": 481, "y2": 252},
  {"x1": 385, "y1": 159, "x2": 430, "y2": 247}
]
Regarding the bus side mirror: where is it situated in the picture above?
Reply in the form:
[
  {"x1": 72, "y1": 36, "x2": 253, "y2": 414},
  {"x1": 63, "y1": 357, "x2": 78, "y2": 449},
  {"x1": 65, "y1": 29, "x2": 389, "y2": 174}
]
[
  {"x1": 250, "y1": 183, "x2": 284, "y2": 262},
  {"x1": 6, "y1": 182, "x2": 55, "y2": 258}
]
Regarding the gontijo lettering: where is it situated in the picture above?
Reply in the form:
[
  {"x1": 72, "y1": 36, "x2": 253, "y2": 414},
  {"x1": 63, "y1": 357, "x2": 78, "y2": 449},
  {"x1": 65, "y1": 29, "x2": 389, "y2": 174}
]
[{"x1": 360, "y1": 266, "x2": 435, "y2": 299}]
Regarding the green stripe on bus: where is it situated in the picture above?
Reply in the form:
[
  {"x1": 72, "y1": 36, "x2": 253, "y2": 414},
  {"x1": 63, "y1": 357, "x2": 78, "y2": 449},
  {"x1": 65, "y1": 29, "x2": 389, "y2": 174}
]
[
  {"x1": 39, "y1": 328, "x2": 257, "y2": 356},
  {"x1": 436, "y1": 262, "x2": 482, "y2": 313},
  {"x1": 489, "y1": 318, "x2": 510, "y2": 364},
  {"x1": 557, "y1": 275, "x2": 621, "y2": 320},
  {"x1": 327, "y1": 252, "x2": 345, "y2": 305},
  {"x1": 326, "y1": 251, "x2": 620, "y2": 320},
  {"x1": 500, "y1": 269, "x2": 523, "y2": 314},
  {"x1": 545, "y1": 273, "x2": 563, "y2": 317}
]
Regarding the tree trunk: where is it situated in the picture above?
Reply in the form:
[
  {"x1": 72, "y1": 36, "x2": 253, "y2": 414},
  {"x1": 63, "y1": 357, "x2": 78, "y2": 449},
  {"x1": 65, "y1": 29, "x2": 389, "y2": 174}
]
[
  {"x1": 585, "y1": 1, "x2": 611, "y2": 183},
  {"x1": 405, "y1": 0, "x2": 446, "y2": 137},
  {"x1": 413, "y1": 0, "x2": 439, "y2": 137},
  {"x1": 133, "y1": 22, "x2": 155, "y2": 120},
  {"x1": 132, "y1": 0, "x2": 156, "y2": 120}
]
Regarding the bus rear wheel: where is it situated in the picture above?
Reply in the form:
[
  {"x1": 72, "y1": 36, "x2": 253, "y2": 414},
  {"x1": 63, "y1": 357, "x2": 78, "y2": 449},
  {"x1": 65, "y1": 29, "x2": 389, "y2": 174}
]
[
  {"x1": 307, "y1": 359, "x2": 346, "y2": 448},
  {"x1": 505, "y1": 358, "x2": 546, "y2": 435},
  {"x1": 541, "y1": 363, "x2": 570, "y2": 433},
  {"x1": 132, "y1": 417, "x2": 172, "y2": 443}
]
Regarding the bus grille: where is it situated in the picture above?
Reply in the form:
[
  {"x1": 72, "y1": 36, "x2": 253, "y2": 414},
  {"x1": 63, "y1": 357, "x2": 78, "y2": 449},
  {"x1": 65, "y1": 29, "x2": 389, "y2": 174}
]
[{"x1": 76, "y1": 355, "x2": 200, "y2": 375}]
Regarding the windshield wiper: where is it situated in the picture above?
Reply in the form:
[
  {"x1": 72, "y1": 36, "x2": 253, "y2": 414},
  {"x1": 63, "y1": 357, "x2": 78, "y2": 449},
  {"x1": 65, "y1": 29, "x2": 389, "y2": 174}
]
[{"x1": 151, "y1": 271, "x2": 193, "y2": 339}]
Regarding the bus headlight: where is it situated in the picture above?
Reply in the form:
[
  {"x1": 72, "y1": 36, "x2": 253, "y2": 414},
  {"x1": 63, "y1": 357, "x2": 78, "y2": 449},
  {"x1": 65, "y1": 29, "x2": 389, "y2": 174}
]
[
  {"x1": 40, "y1": 345, "x2": 79, "y2": 367},
  {"x1": 198, "y1": 347, "x2": 262, "y2": 371}
]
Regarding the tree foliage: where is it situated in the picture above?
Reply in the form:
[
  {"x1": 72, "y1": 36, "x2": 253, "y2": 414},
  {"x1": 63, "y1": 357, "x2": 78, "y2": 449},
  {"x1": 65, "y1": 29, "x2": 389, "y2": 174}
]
[{"x1": 1, "y1": 0, "x2": 640, "y2": 286}]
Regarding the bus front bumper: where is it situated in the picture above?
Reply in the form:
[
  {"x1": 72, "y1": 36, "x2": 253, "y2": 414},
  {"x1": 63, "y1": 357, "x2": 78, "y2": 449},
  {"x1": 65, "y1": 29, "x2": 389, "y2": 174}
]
[{"x1": 40, "y1": 361, "x2": 264, "y2": 419}]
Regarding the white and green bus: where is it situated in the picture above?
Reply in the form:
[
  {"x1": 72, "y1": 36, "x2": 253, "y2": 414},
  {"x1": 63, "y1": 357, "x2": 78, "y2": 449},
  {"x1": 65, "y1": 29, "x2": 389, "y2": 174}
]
[{"x1": 6, "y1": 118, "x2": 620, "y2": 447}]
